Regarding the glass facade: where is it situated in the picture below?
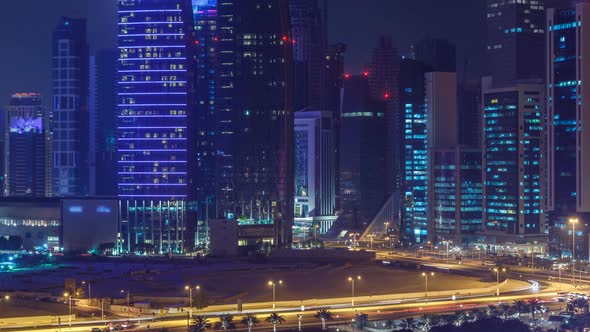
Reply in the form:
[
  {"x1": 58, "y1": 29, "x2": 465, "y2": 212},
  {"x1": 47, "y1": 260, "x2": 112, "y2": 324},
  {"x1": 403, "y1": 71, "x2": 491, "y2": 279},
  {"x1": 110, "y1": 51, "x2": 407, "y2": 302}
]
[
  {"x1": 117, "y1": 0, "x2": 194, "y2": 253},
  {"x1": 52, "y1": 17, "x2": 90, "y2": 196},
  {"x1": 547, "y1": 9, "x2": 577, "y2": 216},
  {"x1": 483, "y1": 83, "x2": 545, "y2": 235},
  {"x1": 400, "y1": 59, "x2": 429, "y2": 243}
]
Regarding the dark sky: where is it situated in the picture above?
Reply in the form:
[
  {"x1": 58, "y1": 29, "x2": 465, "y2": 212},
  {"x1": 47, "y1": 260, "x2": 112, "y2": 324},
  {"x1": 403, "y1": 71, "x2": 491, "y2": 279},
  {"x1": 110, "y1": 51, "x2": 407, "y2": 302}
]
[{"x1": 0, "y1": 0, "x2": 485, "y2": 109}]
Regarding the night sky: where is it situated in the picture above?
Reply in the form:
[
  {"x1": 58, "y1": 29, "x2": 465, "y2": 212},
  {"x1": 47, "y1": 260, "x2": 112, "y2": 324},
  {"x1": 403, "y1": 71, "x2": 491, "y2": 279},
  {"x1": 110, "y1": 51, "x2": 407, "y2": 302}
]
[{"x1": 0, "y1": 0, "x2": 485, "y2": 109}]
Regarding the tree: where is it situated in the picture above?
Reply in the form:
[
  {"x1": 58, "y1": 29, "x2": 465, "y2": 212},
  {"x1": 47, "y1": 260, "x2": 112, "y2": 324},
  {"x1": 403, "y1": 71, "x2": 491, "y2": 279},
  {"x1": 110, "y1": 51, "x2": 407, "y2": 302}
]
[
  {"x1": 191, "y1": 316, "x2": 211, "y2": 332},
  {"x1": 452, "y1": 311, "x2": 466, "y2": 327},
  {"x1": 266, "y1": 312, "x2": 285, "y2": 332},
  {"x1": 512, "y1": 300, "x2": 527, "y2": 317},
  {"x1": 499, "y1": 304, "x2": 511, "y2": 320},
  {"x1": 214, "y1": 314, "x2": 235, "y2": 332},
  {"x1": 399, "y1": 318, "x2": 418, "y2": 331},
  {"x1": 420, "y1": 314, "x2": 434, "y2": 331},
  {"x1": 241, "y1": 313, "x2": 259, "y2": 332},
  {"x1": 314, "y1": 309, "x2": 333, "y2": 331},
  {"x1": 527, "y1": 298, "x2": 541, "y2": 321},
  {"x1": 486, "y1": 305, "x2": 497, "y2": 317},
  {"x1": 193, "y1": 291, "x2": 210, "y2": 310},
  {"x1": 570, "y1": 297, "x2": 589, "y2": 314}
]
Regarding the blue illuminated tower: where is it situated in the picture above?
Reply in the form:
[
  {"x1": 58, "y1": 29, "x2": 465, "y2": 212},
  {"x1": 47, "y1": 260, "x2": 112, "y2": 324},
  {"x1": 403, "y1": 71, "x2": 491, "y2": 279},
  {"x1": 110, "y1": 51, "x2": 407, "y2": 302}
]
[
  {"x1": 482, "y1": 78, "x2": 545, "y2": 237},
  {"x1": 52, "y1": 17, "x2": 90, "y2": 196},
  {"x1": 117, "y1": 0, "x2": 194, "y2": 253}
]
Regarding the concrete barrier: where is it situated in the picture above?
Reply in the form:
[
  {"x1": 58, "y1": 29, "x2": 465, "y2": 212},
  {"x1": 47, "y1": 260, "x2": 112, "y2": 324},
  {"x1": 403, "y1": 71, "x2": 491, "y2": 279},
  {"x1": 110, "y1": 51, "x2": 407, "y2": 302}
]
[{"x1": 0, "y1": 314, "x2": 75, "y2": 327}]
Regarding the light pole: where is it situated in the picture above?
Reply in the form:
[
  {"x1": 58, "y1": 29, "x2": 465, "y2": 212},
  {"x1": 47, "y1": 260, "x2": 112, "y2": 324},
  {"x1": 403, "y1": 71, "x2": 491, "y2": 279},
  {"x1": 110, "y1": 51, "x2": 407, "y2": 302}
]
[
  {"x1": 570, "y1": 218, "x2": 578, "y2": 286},
  {"x1": 314, "y1": 224, "x2": 319, "y2": 240},
  {"x1": 421, "y1": 272, "x2": 434, "y2": 300},
  {"x1": 82, "y1": 281, "x2": 91, "y2": 304},
  {"x1": 268, "y1": 280, "x2": 282, "y2": 310},
  {"x1": 185, "y1": 285, "x2": 200, "y2": 318},
  {"x1": 348, "y1": 275, "x2": 361, "y2": 307},
  {"x1": 558, "y1": 265, "x2": 562, "y2": 291},
  {"x1": 64, "y1": 292, "x2": 72, "y2": 327},
  {"x1": 121, "y1": 289, "x2": 130, "y2": 316},
  {"x1": 443, "y1": 240, "x2": 452, "y2": 268},
  {"x1": 493, "y1": 268, "x2": 506, "y2": 296}
]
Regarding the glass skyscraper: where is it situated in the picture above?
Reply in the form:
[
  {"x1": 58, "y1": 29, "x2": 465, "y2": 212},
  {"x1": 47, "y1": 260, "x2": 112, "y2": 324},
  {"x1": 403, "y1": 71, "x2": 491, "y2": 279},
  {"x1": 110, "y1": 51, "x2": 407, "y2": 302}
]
[
  {"x1": 482, "y1": 79, "x2": 545, "y2": 236},
  {"x1": 52, "y1": 17, "x2": 90, "y2": 196},
  {"x1": 117, "y1": 0, "x2": 194, "y2": 253}
]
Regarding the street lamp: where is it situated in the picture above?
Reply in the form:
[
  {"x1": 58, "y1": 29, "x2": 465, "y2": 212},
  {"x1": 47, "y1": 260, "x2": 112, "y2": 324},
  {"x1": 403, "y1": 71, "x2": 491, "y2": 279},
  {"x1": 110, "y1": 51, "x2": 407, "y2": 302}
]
[
  {"x1": 348, "y1": 275, "x2": 361, "y2": 307},
  {"x1": 268, "y1": 280, "x2": 282, "y2": 310},
  {"x1": 314, "y1": 224, "x2": 319, "y2": 240},
  {"x1": 64, "y1": 292, "x2": 72, "y2": 326},
  {"x1": 421, "y1": 272, "x2": 434, "y2": 300},
  {"x1": 442, "y1": 240, "x2": 452, "y2": 268},
  {"x1": 82, "y1": 281, "x2": 91, "y2": 303},
  {"x1": 185, "y1": 285, "x2": 200, "y2": 318},
  {"x1": 120, "y1": 289, "x2": 130, "y2": 316},
  {"x1": 493, "y1": 268, "x2": 506, "y2": 296},
  {"x1": 570, "y1": 218, "x2": 579, "y2": 286}
]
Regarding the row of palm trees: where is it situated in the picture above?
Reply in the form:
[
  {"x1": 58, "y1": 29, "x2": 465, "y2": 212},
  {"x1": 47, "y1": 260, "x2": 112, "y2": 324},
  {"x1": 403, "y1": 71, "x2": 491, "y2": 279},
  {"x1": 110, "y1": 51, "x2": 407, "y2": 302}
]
[
  {"x1": 388, "y1": 298, "x2": 543, "y2": 331},
  {"x1": 190, "y1": 309, "x2": 335, "y2": 332}
]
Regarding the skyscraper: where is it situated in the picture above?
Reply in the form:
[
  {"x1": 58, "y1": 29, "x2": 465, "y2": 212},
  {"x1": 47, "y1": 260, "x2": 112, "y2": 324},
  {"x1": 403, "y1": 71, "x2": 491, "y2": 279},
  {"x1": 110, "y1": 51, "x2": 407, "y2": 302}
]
[
  {"x1": 117, "y1": 0, "x2": 194, "y2": 253},
  {"x1": 486, "y1": 0, "x2": 546, "y2": 86},
  {"x1": 482, "y1": 78, "x2": 546, "y2": 237},
  {"x1": 546, "y1": 3, "x2": 590, "y2": 223},
  {"x1": 340, "y1": 75, "x2": 387, "y2": 230},
  {"x1": 413, "y1": 38, "x2": 457, "y2": 72},
  {"x1": 367, "y1": 36, "x2": 401, "y2": 199},
  {"x1": 294, "y1": 108, "x2": 335, "y2": 218},
  {"x1": 290, "y1": 0, "x2": 326, "y2": 111},
  {"x1": 190, "y1": 0, "x2": 295, "y2": 246},
  {"x1": 5, "y1": 93, "x2": 47, "y2": 197},
  {"x1": 52, "y1": 17, "x2": 90, "y2": 196},
  {"x1": 92, "y1": 49, "x2": 118, "y2": 197}
]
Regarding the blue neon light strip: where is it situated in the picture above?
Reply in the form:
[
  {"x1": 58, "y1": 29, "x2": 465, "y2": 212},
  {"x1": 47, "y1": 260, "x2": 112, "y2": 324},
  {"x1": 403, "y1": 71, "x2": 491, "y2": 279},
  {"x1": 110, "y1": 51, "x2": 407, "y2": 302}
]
[
  {"x1": 118, "y1": 46, "x2": 185, "y2": 49},
  {"x1": 119, "y1": 183, "x2": 187, "y2": 186},
  {"x1": 118, "y1": 127, "x2": 188, "y2": 129},
  {"x1": 118, "y1": 195, "x2": 187, "y2": 197},
  {"x1": 118, "y1": 138, "x2": 186, "y2": 141},
  {"x1": 119, "y1": 172, "x2": 188, "y2": 175},
  {"x1": 118, "y1": 161, "x2": 186, "y2": 163},
  {"x1": 118, "y1": 115, "x2": 187, "y2": 118},
  {"x1": 118, "y1": 33, "x2": 184, "y2": 37},
  {"x1": 118, "y1": 104, "x2": 187, "y2": 107},
  {"x1": 119, "y1": 70, "x2": 185, "y2": 73},
  {"x1": 119, "y1": 149, "x2": 187, "y2": 152}
]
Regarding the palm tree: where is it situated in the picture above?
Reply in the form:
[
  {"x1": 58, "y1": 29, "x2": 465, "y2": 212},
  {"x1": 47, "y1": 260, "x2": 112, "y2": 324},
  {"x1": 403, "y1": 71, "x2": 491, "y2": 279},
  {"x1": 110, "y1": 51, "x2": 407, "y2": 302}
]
[
  {"x1": 500, "y1": 304, "x2": 511, "y2": 319},
  {"x1": 191, "y1": 316, "x2": 211, "y2": 332},
  {"x1": 241, "y1": 314, "x2": 259, "y2": 332},
  {"x1": 452, "y1": 311, "x2": 466, "y2": 327},
  {"x1": 399, "y1": 318, "x2": 418, "y2": 331},
  {"x1": 512, "y1": 300, "x2": 527, "y2": 317},
  {"x1": 214, "y1": 314, "x2": 236, "y2": 332},
  {"x1": 420, "y1": 314, "x2": 434, "y2": 331},
  {"x1": 486, "y1": 304, "x2": 497, "y2": 317},
  {"x1": 527, "y1": 298, "x2": 541, "y2": 321},
  {"x1": 266, "y1": 312, "x2": 286, "y2": 332},
  {"x1": 314, "y1": 309, "x2": 333, "y2": 331}
]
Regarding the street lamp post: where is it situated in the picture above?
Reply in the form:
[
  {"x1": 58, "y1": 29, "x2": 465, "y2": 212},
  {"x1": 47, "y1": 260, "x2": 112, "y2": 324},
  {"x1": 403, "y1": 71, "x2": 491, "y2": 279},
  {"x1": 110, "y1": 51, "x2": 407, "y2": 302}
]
[
  {"x1": 421, "y1": 272, "x2": 434, "y2": 300},
  {"x1": 64, "y1": 292, "x2": 72, "y2": 327},
  {"x1": 348, "y1": 275, "x2": 361, "y2": 307},
  {"x1": 121, "y1": 290, "x2": 130, "y2": 316},
  {"x1": 268, "y1": 280, "x2": 282, "y2": 310},
  {"x1": 185, "y1": 285, "x2": 200, "y2": 318},
  {"x1": 570, "y1": 218, "x2": 578, "y2": 286},
  {"x1": 493, "y1": 268, "x2": 506, "y2": 296},
  {"x1": 82, "y1": 281, "x2": 91, "y2": 304}
]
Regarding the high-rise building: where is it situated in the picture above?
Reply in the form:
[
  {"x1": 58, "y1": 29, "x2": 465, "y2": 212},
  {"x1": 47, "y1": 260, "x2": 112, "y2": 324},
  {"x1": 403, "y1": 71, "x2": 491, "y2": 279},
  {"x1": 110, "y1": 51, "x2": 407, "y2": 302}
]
[
  {"x1": 547, "y1": 4, "x2": 590, "y2": 224},
  {"x1": 458, "y1": 79, "x2": 483, "y2": 148},
  {"x1": 290, "y1": 0, "x2": 326, "y2": 111},
  {"x1": 431, "y1": 146, "x2": 482, "y2": 244},
  {"x1": 52, "y1": 17, "x2": 90, "y2": 196},
  {"x1": 5, "y1": 93, "x2": 48, "y2": 197},
  {"x1": 294, "y1": 108, "x2": 335, "y2": 218},
  {"x1": 486, "y1": 0, "x2": 546, "y2": 86},
  {"x1": 367, "y1": 36, "x2": 401, "y2": 202},
  {"x1": 399, "y1": 59, "x2": 430, "y2": 244},
  {"x1": 117, "y1": 0, "x2": 194, "y2": 253},
  {"x1": 91, "y1": 49, "x2": 118, "y2": 197},
  {"x1": 413, "y1": 38, "x2": 457, "y2": 72},
  {"x1": 190, "y1": 0, "x2": 295, "y2": 247},
  {"x1": 482, "y1": 78, "x2": 546, "y2": 237},
  {"x1": 340, "y1": 75, "x2": 387, "y2": 229}
]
